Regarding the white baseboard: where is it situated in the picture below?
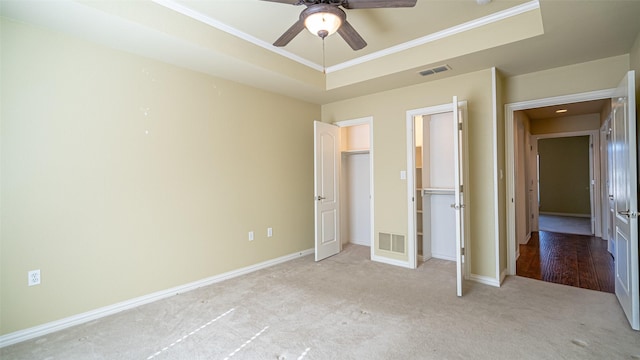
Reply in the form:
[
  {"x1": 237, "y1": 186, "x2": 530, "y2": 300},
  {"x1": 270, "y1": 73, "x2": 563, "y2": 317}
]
[
  {"x1": 432, "y1": 253, "x2": 456, "y2": 262},
  {"x1": 519, "y1": 232, "x2": 531, "y2": 245},
  {"x1": 0, "y1": 248, "x2": 314, "y2": 348},
  {"x1": 500, "y1": 268, "x2": 508, "y2": 285},
  {"x1": 349, "y1": 239, "x2": 371, "y2": 247},
  {"x1": 469, "y1": 273, "x2": 501, "y2": 287},
  {"x1": 371, "y1": 254, "x2": 414, "y2": 269}
]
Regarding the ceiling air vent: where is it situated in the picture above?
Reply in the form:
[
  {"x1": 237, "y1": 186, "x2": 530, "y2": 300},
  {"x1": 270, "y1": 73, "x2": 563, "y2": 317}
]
[{"x1": 419, "y1": 65, "x2": 451, "y2": 77}]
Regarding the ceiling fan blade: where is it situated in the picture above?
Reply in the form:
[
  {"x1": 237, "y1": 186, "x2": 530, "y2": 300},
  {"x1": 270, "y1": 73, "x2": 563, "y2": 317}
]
[
  {"x1": 337, "y1": 20, "x2": 367, "y2": 50},
  {"x1": 342, "y1": 0, "x2": 417, "y2": 9},
  {"x1": 260, "y1": 0, "x2": 302, "y2": 4},
  {"x1": 273, "y1": 19, "x2": 306, "y2": 47}
]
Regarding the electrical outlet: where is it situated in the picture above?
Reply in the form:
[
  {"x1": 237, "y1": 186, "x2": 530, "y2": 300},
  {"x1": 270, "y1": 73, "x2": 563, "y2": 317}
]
[
  {"x1": 267, "y1": 227, "x2": 273, "y2": 237},
  {"x1": 248, "y1": 231, "x2": 254, "y2": 241},
  {"x1": 28, "y1": 269, "x2": 41, "y2": 286}
]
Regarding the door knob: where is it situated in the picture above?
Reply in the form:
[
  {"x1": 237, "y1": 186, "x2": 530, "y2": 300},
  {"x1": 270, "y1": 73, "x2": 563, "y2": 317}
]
[
  {"x1": 316, "y1": 196, "x2": 326, "y2": 201},
  {"x1": 618, "y1": 210, "x2": 638, "y2": 218}
]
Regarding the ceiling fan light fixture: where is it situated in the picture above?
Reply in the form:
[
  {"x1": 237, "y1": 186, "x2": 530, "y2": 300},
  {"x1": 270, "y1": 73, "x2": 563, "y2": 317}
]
[{"x1": 303, "y1": 5, "x2": 345, "y2": 39}]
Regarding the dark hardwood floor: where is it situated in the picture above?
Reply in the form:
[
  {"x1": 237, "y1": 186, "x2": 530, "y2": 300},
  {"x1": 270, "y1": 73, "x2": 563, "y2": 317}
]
[{"x1": 516, "y1": 231, "x2": 615, "y2": 293}]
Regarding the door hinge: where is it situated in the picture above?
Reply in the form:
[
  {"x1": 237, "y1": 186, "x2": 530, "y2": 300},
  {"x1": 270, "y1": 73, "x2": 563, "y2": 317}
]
[
  {"x1": 461, "y1": 248, "x2": 465, "y2": 256},
  {"x1": 458, "y1": 122, "x2": 462, "y2": 131},
  {"x1": 460, "y1": 184, "x2": 463, "y2": 193}
]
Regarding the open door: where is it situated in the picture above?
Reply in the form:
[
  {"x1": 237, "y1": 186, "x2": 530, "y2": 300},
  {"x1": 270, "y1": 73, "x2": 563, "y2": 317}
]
[
  {"x1": 611, "y1": 71, "x2": 638, "y2": 330},
  {"x1": 314, "y1": 121, "x2": 341, "y2": 261},
  {"x1": 452, "y1": 96, "x2": 466, "y2": 297}
]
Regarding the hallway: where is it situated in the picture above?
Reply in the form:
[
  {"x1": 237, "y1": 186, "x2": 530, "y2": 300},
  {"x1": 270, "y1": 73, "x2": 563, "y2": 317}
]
[{"x1": 516, "y1": 231, "x2": 614, "y2": 293}]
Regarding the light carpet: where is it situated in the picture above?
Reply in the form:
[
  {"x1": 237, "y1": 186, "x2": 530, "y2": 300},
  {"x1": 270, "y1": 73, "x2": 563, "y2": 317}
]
[
  {"x1": 538, "y1": 214, "x2": 593, "y2": 236},
  {"x1": 2, "y1": 244, "x2": 639, "y2": 359}
]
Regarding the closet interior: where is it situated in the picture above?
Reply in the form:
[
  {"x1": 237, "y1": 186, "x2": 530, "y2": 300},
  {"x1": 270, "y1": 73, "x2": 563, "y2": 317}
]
[
  {"x1": 340, "y1": 123, "x2": 371, "y2": 247},
  {"x1": 414, "y1": 112, "x2": 457, "y2": 261}
]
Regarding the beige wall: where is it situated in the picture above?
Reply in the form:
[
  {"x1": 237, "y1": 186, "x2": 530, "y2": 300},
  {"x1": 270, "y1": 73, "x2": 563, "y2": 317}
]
[
  {"x1": 322, "y1": 69, "x2": 498, "y2": 280},
  {"x1": 530, "y1": 114, "x2": 601, "y2": 135},
  {"x1": 505, "y1": 55, "x2": 630, "y2": 104},
  {"x1": 3, "y1": 15, "x2": 639, "y2": 340},
  {"x1": 0, "y1": 19, "x2": 319, "y2": 334},
  {"x1": 538, "y1": 136, "x2": 592, "y2": 215}
]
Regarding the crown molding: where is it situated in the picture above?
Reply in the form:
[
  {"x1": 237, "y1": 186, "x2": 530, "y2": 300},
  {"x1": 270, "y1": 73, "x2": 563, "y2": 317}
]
[{"x1": 153, "y1": 0, "x2": 540, "y2": 76}]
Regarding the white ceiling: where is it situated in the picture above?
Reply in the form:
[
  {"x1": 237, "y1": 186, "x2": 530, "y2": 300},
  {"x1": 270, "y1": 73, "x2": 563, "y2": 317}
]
[{"x1": 2, "y1": 0, "x2": 640, "y2": 104}]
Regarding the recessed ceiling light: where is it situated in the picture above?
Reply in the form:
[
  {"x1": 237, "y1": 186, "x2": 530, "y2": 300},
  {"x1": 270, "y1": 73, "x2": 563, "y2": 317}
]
[{"x1": 555, "y1": 109, "x2": 568, "y2": 113}]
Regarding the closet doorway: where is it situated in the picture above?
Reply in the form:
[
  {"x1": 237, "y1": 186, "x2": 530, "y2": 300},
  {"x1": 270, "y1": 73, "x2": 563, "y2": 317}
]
[
  {"x1": 406, "y1": 99, "x2": 469, "y2": 295},
  {"x1": 336, "y1": 118, "x2": 374, "y2": 257}
]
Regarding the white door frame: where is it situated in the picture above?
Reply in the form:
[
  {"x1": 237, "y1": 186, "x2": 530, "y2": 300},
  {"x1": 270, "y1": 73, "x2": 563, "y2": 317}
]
[
  {"x1": 335, "y1": 117, "x2": 374, "y2": 261},
  {"x1": 532, "y1": 130, "x2": 600, "y2": 235},
  {"x1": 406, "y1": 101, "x2": 469, "y2": 272},
  {"x1": 505, "y1": 89, "x2": 614, "y2": 275}
]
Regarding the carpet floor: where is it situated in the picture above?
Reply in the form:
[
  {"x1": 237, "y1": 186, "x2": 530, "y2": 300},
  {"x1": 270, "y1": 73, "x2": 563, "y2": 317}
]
[
  {"x1": 539, "y1": 214, "x2": 592, "y2": 236},
  {"x1": 2, "y1": 244, "x2": 639, "y2": 359}
]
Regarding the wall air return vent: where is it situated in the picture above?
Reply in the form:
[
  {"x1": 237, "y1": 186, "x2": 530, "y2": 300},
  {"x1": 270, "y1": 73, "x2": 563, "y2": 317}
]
[
  {"x1": 378, "y1": 232, "x2": 406, "y2": 254},
  {"x1": 419, "y1": 64, "x2": 451, "y2": 77}
]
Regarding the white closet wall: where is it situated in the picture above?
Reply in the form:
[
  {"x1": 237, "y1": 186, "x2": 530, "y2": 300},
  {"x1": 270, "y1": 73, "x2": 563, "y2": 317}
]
[
  {"x1": 344, "y1": 153, "x2": 371, "y2": 246},
  {"x1": 419, "y1": 112, "x2": 457, "y2": 261}
]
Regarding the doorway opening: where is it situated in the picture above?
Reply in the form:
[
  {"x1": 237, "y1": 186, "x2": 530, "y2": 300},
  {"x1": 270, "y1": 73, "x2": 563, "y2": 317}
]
[
  {"x1": 506, "y1": 94, "x2": 614, "y2": 292},
  {"x1": 535, "y1": 133, "x2": 596, "y2": 236},
  {"x1": 507, "y1": 72, "x2": 638, "y2": 330},
  {"x1": 336, "y1": 118, "x2": 374, "y2": 260},
  {"x1": 406, "y1": 100, "x2": 469, "y2": 293}
]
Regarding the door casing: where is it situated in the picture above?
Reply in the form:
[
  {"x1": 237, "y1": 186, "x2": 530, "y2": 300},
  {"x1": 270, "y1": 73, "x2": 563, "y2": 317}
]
[
  {"x1": 505, "y1": 89, "x2": 613, "y2": 275},
  {"x1": 335, "y1": 117, "x2": 374, "y2": 261}
]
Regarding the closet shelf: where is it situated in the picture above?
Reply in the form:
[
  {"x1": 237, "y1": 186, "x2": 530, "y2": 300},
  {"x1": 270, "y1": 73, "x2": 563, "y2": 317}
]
[
  {"x1": 421, "y1": 187, "x2": 455, "y2": 195},
  {"x1": 341, "y1": 149, "x2": 369, "y2": 155}
]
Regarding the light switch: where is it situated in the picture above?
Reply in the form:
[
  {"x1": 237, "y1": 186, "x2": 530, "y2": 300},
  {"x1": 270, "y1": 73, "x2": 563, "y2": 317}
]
[{"x1": 400, "y1": 171, "x2": 407, "y2": 180}]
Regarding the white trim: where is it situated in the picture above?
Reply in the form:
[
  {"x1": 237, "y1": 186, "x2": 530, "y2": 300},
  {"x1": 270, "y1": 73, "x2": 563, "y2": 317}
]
[
  {"x1": 505, "y1": 88, "x2": 615, "y2": 275},
  {"x1": 371, "y1": 254, "x2": 415, "y2": 269},
  {"x1": 500, "y1": 268, "x2": 508, "y2": 285},
  {"x1": 153, "y1": 0, "x2": 539, "y2": 75},
  {"x1": 432, "y1": 254, "x2": 457, "y2": 262},
  {"x1": 0, "y1": 248, "x2": 314, "y2": 348},
  {"x1": 405, "y1": 101, "x2": 469, "y2": 271},
  {"x1": 334, "y1": 117, "x2": 371, "y2": 128},
  {"x1": 469, "y1": 273, "x2": 502, "y2": 287},
  {"x1": 506, "y1": 89, "x2": 614, "y2": 112},
  {"x1": 326, "y1": 0, "x2": 540, "y2": 73},
  {"x1": 491, "y1": 67, "x2": 501, "y2": 286},
  {"x1": 406, "y1": 110, "x2": 418, "y2": 270}
]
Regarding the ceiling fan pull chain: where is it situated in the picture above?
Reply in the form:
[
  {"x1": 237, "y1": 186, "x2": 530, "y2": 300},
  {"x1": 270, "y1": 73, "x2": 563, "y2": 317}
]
[{"x1": 322, "y1": 37, "x2": 326, "y2": 74}]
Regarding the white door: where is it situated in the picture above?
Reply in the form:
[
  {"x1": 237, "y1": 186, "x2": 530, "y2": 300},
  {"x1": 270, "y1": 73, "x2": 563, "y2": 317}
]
[
  {"x1": 452, "y1": 96, "x2": 466, "y2": 297},
  {"x1": 314, "y1": 121, "x2": 341, "y2": 261},
  {"x1": 611, "y1": 71, "x2": 638, "y2": 330}
]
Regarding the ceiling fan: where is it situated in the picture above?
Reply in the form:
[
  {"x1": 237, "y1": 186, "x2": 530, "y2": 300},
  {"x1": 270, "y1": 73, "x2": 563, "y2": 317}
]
[{"x1": 261, "y1": 0, "x2": 418, "y2": 51}]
